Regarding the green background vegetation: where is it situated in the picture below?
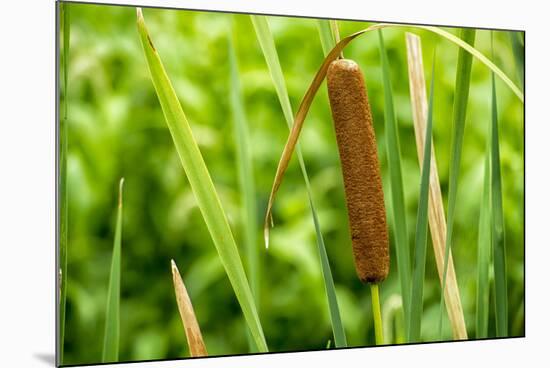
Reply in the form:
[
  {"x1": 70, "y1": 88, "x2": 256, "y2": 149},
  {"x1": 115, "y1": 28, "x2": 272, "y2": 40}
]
[{"x1": 60, "y1": 2, "x2": 524, "y2": 365}]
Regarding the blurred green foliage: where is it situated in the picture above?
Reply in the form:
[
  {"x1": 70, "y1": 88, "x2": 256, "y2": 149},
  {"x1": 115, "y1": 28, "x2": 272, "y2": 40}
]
[{"x1": 60, "y1": 2, "x2": 524, "y2": 365}]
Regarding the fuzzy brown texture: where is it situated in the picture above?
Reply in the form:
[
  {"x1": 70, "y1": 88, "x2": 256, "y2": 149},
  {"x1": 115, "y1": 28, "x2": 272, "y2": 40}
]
[{"x1": 327, "y1": 59, "x2": 390, "y2": 283}]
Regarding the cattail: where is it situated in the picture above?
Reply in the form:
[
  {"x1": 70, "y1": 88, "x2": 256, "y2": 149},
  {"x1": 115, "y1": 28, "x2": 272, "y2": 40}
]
[{"x1": 326, "y1": 59, "x2": 390, "y2": 284}]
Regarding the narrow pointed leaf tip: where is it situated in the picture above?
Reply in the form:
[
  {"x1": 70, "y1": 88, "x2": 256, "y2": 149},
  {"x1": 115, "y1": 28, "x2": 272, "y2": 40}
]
[
  {"x1": 171, "y1": 259, "x2": 208, "y2": 357},
  {"x1": 264, "y1": 227, "x2": 269, "y2": 250},
  {"x1": 118, "y1": 178, "x2": 125, "y2": 207},
  {"x1": 102, "y1": 177, "x2": 125, "y2": 363},
  {"x1": 170, "y1": 258, "x2": 177, "y2": 271},
  {"x1": 263, "y1": 213, "x2": 273, "y2": 249}
]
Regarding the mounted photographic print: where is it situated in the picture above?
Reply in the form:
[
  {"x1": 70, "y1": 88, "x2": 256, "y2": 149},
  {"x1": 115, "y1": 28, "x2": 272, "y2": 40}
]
[{"x1": 56, "y1": 1, "x2": 525, "y2": 366}]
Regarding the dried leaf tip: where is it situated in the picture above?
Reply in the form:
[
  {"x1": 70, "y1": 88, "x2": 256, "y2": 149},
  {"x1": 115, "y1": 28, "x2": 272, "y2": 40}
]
[
  {"x1": 170, "y1": 259, "x2": 179, "y2": 275},
  {"x1": 171, "y1": 259, "x2": 208, "y2": 357},
  {"x1": 263, "y1": 214, "x2": 274, "y2": 250},
  {"x1": 264, "y1": 227, "x2": 270, "y2": 250},
  {"x1": 136, "y1": 7, "x2": 143, "y2": 21}
]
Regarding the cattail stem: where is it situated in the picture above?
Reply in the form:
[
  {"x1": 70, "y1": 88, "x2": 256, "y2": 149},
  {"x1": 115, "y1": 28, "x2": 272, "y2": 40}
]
[{"x1": 371, "y1": 284, "x2": 384, "y2": 345}]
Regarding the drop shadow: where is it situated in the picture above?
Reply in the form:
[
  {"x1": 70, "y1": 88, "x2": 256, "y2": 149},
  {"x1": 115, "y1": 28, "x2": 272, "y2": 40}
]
[{"x1": 33, "y1": 353, "x2": 56, "y2": 366}]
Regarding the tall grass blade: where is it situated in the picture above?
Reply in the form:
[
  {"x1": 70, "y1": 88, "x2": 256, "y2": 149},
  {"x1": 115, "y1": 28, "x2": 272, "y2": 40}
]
[
  {"x1": 136, "y1": 9, "x2": 267, "y2": 352},
  {"x1": 476, "y1": 135, "x2": 492, "y2": 338},
  {"x1": 438, "y1": 28, "x2": 476, "y2": 338},
  {"x1": 317, "y1": 20, "x2": 336, "y2": 57},
  {"x1": 228, "y1": 20, "x2": 260, "y2": 353},
  {"x1": 405, "y1": 33, "x2": 467, "y2": 340},
  {"x1": 508, "y1": 32, "x2": 524, "y2": 89},
  {"x1": 102, "y1": 178, "x2": 124, "y2": 363},
  {"x1": 490, "y1": 34, "x2": 508, "y2": 337},
  {"x1": 378, "y1": 29, "x2": 411, "y2": 337},
  {"x1": 251, "y1": 15, "x2": 347, "y2": 348},
  {"x1": 310, "y1": 203, "x2": 347, "y2": 347},
  {"x1": 408, "y1": 50, "x2": 436, "y2": 343},
  {"x1": 171, "y1": 260, "x2": 208, "y2": 357},
  {"x1": 228, "y1": 19, "x2": 259, "y2": 309},
  {"x1": 250, "y1": 16, "x2": 294, "y2": 127},
  {"x1": 59, "y1": 2, "x2": 70, "y2": 363}
]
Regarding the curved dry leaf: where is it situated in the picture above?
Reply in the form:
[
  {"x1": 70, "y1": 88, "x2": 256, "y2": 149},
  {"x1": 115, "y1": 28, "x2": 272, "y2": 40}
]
[{"x1": 263, "y1": 22, "x2": 522, "y2": 248}]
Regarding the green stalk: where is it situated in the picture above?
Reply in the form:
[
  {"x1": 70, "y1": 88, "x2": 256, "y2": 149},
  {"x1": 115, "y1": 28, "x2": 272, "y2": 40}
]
[
  {"x1": 251, "y1": 15, "x2": 347, "y2": 348},
  {"x1": 59, "y1": 2, "x2": 70, "y2": 363},
  {"x1": 102, "y1": 178, "x2": 124, "y2": 363},
  {"x1": 438, "y1": 28, "x2": 476, "y2": 337},
  {"x1": 228, "y1": 19, "x2": 260, "y2": 352},
  {"x1": 378, "y1": 29, "x2": 411, "y2": 337},
  {"x1": 137, "y1": 9, "x2": 267, "y2": 352},
  {"x1": 476, "y1": 132, "x2": 492, "y2": 338},
  {"x1": 408, "y1": 52, "x2": 436, "y2": 343},
  {"x1": 490, "y1": 34, "x2": 508, "y2": 337},
  {"x1": 371, "y1": 284, "x2": 384, "y2": 345}
]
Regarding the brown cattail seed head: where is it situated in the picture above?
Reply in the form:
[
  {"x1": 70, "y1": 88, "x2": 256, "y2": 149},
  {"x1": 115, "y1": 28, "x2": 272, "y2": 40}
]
[{"x1": 326, "y1": 59, "x2": 390, "y2": 283}]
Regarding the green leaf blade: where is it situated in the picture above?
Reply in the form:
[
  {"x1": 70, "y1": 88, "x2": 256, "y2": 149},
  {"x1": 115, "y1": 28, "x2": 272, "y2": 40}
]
[
  {"x1": 310, "y1": 197, "x2": 348, "y2": 347},
  {"x1": 228, "y1": 19, "x2": 259, "y2": 308},
  {"x1": 476, "y1": 137, "x2": 492, "y2": 338},
  {"x1": 378, "y1": 29, "x2": 411, "y2": 338},
  {"x1": 408, "y1": 53, "x2": 436, "y2": 343},
  {"x1": 250, "y1": 16, "x2": 294, "y2": 126},
  {"x1": 228, "y1": 21, "x2": 261, "y2": 352},
  {"x1": 438, "y1": 28, "x2": 476, "y2": 337},
  {"x1": 251, "y1": 15, "x2": 347, "y2": 348},
  {"x1": 136, "y1": 9, "x2": 267, "y2": 353},
  {"x1": 490, "y1": 40, "x2": 508, "y2": 337},
  {"x1": 102, "y1": 178, "x2": 124, "y2": 363}
]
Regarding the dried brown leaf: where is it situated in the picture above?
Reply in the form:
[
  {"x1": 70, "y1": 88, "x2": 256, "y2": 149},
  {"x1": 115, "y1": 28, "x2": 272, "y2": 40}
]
[
  {"x1": 171, "y1": 260, "x2": 208, "y2": 357},
  {"x1": 405, "y1": 32, "x2": 467, "y2": 340}
]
